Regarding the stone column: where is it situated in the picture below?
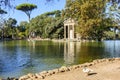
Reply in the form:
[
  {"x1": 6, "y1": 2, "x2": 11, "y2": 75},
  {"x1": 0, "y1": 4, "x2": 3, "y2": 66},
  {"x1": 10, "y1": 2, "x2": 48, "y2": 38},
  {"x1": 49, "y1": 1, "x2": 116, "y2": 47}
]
[
  {"x1": 64, "y1": 25, "x2": 66, "y2": 40},
  {"x1": 68, "y1": 25, "x2": 70, "y2": 40},
  {"x1": 73, "y1": 25, "x2": 75, "y2": 39}
]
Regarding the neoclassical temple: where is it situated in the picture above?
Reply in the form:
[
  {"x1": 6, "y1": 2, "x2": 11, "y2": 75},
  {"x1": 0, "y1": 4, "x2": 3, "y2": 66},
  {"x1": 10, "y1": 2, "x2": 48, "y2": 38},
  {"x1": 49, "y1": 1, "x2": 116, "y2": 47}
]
[
  {"x1": 64, "y1": 18, "x2": 79, "y2": 40},
  {"x1": 64, "y1": 18, "x2": 75, "y2": 40}
]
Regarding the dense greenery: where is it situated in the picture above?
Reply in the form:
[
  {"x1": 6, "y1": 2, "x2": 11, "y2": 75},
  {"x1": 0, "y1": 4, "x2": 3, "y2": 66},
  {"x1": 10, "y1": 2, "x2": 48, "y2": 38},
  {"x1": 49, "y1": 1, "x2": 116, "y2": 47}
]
[
  {"x1": 106, "y1": 1, "x2": 120, "y2": 37},
  {"x1": 0, "y1": 18, "x2": 29, "y2": 40},
  {"x1": 0, "y1": 10, "x2": 64, "y2": 40},
  {"x1": 0, "y1": 18, "x2": 17, "y2": 39},
  {"x1": 28, "y1": 10, "x2": 64, "y2": 39},
  {"x1": 0, "y1": 0, "x2": 120, "y2": 40},
  {"x1": 16, "y1": 3, "x2": 37, "y2": 38},
  {"x1": 63, "y1": 0, "x2": 117, "y2": 41},
  {"x1": 0, "y1": 8, "x2": 7, "y2": 14}
]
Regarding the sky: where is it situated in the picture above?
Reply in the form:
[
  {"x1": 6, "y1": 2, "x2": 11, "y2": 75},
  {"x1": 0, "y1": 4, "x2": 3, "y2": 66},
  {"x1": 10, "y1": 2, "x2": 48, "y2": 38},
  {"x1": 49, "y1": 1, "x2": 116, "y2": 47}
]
[{"x1": 5, "y1": 0, "x2": 66, "y2": 25}]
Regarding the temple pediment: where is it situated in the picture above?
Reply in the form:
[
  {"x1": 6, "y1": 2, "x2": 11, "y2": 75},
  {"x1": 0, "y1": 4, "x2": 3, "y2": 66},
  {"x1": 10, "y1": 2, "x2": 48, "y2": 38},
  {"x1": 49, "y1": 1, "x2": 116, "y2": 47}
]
[{"x1": 64, "y1": 18, "x2": 76, "y2": 26}]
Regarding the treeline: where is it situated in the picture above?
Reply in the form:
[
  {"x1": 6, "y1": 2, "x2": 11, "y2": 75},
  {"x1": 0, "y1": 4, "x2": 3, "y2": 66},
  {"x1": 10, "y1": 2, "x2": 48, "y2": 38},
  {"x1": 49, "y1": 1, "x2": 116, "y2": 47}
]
[
  {"x1": 1, "y1": 0, "x2": 120, "y2": 40},
  {"x1": 28, "y1": 10, "x2": 64, "y2": 39},
  {"x1": 0, "y1": 18, "x2": 25, "y2": 40},
  {"x1": 0, "y1": 10, "x2": 64, "y2": 40},
  {"x1": 63, "y1": 0, "x2": 120, "y2": 41}
]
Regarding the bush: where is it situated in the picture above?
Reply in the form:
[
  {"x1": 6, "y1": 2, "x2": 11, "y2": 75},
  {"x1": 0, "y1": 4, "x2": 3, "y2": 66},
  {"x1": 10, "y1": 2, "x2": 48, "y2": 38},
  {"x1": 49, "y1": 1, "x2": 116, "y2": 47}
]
[{"x1": 104, "y1": 31, "x2": 120, "y2": 40}]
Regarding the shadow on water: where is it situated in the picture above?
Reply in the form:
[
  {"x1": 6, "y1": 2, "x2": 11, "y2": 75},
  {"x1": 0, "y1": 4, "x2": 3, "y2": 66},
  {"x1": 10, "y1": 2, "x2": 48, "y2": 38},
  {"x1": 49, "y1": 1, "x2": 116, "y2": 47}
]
[{"x1": 0, "y1": 40, "x2": 120, "y2": 78}]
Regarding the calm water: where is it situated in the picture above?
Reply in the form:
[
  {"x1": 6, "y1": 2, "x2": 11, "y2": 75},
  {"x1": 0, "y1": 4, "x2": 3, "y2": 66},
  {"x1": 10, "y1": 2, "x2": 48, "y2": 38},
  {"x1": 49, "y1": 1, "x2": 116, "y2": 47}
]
[{"x1": 0, "y1": 40, "x2": 120, "y2": 78}]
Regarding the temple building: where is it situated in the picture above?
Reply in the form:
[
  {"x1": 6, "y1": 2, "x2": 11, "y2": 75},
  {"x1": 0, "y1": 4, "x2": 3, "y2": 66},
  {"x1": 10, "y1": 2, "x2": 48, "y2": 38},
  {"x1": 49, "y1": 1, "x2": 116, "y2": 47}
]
[{"x1": 64, "y1": 18, "x2": 80, "y2": 40}]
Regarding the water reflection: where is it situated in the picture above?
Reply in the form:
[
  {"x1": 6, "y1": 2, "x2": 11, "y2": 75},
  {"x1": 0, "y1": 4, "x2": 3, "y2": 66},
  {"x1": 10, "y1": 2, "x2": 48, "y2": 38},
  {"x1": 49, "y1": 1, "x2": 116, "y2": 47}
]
[
  {"x1": 104, "y1": 40, "x2": 120, "y2": 57},
  {"x1": 64, "y1": 42, "x2": 75, "y2": 64},
  {"x1": 0, "y1": 40, "x2": 120, "y2": 78},
  {"x1": 29, "y1": 40, "x2": 36, "y2": 49},
  {"x1": 64, "y1": 42, "x2": 105, "y2": 64},
  {"x1": 0, "y1": 41, "x2": 28, "y2": 72},
  {"x1": 63, "y1": 42, "x2": 82, "y2": 65},
  {"x1": 0, "y1": 41, "x2": 31, "y2": 78}
]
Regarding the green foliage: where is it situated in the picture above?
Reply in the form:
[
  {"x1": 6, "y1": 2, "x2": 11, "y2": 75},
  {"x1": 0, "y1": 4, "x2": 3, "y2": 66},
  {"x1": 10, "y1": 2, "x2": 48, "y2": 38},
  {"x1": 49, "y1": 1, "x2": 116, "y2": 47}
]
[
  {"x1": 0, "y1": 8, "x2": 7, "y2": 14},
  {"x1": 0, "y1": 18, "x2": 27, "y2": 40},
  {"x1": 18, "y1": 32, "x2": 26, "y2": 39},
  {"x1": 44, "y1": 10, "x2": 61, "y2": 17},
  {"x1": 16, "y1": 3, "x2": 37, "y2": 11},
  {"x1": 16, "y1": 3, "x2": 37, "y2": 38},
  {"x1": 104, "y1": 30, "x2": 120, "y2": 39},
  {"x1": 5, "y1": 18, "x2": 17, "y2": 27},
  {"x1": 64, "y1": 0, "x2": 113, "y2": 41},
  {"x1": 0, "y1": 18, "x2": 17, "y2": 39},
  {"x1": 107, "y1": 1, "x2": 120, "y2": 28},
  {"x1": 104, "y1": 31, "x2": 115, "y2": 39},
  {"x1": 16, "y1": 3, "x2": 37, "y2": 21},
  {"x1": 19, "y1": 21, "x2": 28, "y2": 32},
  {"x1": 16, "y1": 21, "x2": 29, "y2": 38},
  {"x1": 0, "y1": 0, "x2": 59, "y2": 9},
  {"x1": 28, "y1": 10, "x2": 64, "y2": 39}
]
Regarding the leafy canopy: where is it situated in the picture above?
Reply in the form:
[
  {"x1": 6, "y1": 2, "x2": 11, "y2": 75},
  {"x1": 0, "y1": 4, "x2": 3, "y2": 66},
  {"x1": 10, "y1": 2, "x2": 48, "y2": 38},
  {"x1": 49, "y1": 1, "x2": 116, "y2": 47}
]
[
  {"x1": 5, "y1": 18, "x2": 17, "y2": 27},
  {"x1": 64, "y1": 0, "x2": 113, "y2": 41},
  {"x1": 16, "y1": 3, "x2": 37, "y2": 21},
  {"x1": 28, "y1": 10, "x2": 64, "y2": 38},
  {"x1": 0, "y1": 8, "x2": 7, "y2": 14},
  {"x1": 16, "y1": 3, "x2": 37, "y2": 11}
]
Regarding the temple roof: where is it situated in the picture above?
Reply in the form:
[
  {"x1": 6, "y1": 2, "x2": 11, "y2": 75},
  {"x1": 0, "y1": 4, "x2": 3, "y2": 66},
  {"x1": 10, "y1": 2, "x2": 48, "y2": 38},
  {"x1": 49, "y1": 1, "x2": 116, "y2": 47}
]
[{"x1": 64, "y1": 18, "x2": 76, "y2": 26}]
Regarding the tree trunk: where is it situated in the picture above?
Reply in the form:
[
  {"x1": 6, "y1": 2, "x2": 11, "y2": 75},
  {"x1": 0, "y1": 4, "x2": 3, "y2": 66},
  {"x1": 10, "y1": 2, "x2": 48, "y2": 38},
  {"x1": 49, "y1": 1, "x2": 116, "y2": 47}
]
[{"x1": 28, "y1": 14, "x2": 31, "y2": 39}]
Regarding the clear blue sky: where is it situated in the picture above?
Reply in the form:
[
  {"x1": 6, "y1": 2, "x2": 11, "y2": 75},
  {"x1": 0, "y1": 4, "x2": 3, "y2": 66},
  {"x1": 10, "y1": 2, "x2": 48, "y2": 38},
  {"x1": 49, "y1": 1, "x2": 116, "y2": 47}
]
[{"x1": 6, "y1": 0, "x2": 66, "y2": 25}]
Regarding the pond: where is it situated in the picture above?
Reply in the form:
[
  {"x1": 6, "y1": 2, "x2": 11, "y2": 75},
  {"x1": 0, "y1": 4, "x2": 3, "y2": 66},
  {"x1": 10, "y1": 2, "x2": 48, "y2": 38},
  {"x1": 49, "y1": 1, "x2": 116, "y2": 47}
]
[{"x1": 0, "y1": 40, "x2": 120, "y2": 78}]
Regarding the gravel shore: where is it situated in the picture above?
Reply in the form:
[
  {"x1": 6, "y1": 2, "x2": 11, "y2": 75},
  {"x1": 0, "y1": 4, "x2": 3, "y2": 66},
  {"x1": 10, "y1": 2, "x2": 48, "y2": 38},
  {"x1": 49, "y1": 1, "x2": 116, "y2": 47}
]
[{"x1": 3, "y1": 58, "x2": 120, "y2": 80}]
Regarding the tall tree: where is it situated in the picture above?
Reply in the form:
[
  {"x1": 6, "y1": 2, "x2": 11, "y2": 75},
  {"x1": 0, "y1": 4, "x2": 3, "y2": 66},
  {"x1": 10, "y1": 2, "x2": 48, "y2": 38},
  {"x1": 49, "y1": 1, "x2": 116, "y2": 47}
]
[
  {"x1": 64, "y1": 0, "x2": 112, "y2": 41},
  {"x1": 5, "y1": 18, "x2": 17, "y2": 39},
  {"x1": 0, "y1": 8, "x2": 7, "y2": 29},
  {"x1": 106, "y1": 2, "x2": 120, "y2": 39},
  {"x1": 6, "y1": 18, "x2": 17, "y2": 27},
  {"x1": 16, "y1": 3, "x2": 37, "y2": 38},
  {"x1": 0, "y1": 8, "x2": 7, "y2": 40},
  {"x1": 16, "y1": 3, "x2": 37, "y2": 22}
]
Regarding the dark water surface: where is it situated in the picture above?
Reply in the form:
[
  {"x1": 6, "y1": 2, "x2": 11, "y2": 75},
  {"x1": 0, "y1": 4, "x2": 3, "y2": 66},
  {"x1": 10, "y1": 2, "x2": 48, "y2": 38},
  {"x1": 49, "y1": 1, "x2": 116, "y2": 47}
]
[{"x1": 0, "y1": 40, "x2": 120, "y2": 78}]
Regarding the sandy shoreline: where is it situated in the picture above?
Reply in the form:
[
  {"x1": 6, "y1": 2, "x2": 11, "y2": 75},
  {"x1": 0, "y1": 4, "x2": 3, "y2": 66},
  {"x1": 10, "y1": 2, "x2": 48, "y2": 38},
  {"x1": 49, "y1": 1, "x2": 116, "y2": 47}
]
[
  {"x1": 3, "y1": 58, "x2": 120, "y2": 80},
  {"x1": 16, "y1": 58, "x2": 120, "y2": 80},
  {"x1": 44, "y1": 58, "x2": 120, "y2": 80}
]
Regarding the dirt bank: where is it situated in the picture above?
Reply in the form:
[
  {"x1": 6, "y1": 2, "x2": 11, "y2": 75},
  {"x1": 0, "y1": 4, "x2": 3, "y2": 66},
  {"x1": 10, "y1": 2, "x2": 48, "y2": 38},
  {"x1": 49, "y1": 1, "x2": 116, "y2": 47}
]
[{"x1": 18, "y1": 58, "x2": 120, "y2": 80}]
